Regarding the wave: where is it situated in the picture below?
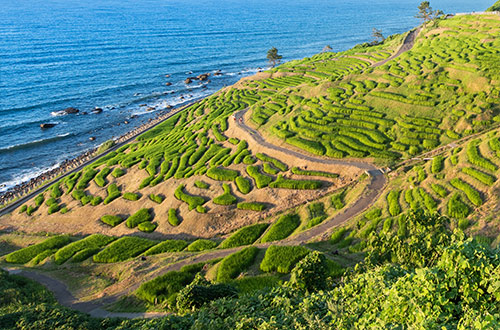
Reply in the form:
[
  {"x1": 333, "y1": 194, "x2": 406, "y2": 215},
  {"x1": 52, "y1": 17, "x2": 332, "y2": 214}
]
[
  {"x1": 0, "y1": 133, "x2": 72, "y2": 155},
  {"x1": 0, "y1": 162, "x2": 62, "y2": 193}
]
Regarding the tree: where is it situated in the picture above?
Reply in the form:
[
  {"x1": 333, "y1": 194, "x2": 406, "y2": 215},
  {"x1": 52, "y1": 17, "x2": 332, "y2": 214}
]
[
  {"x1": 415, "y1": 1, "x2": 443, "y2": 26},
  {"x1": 372, "y1": 28, "x2": 385, "y2": 44},
  {"x1": 288, "y1": 251, "x2": 328, "y2": 292},
  {"x1": 322, "y1": 44, "x2": 333, "y2": 52},
  {"x1": 266, "y1": 47, "x2": 282, "y2": 68}
]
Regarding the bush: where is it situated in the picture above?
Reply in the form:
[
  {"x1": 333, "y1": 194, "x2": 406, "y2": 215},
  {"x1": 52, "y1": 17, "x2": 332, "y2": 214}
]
[
  {"x1": 5, "y1": 235, "x2": 71, "y2": 264},
  {"x1": 111, "y1": 167, "x2": 125, "y2": 178},
  {"x1": 235, "y1": 176, "x2": 252, "y2": 194},
  {"x1": 450, "y1": 178, "x2": 483, "y2": 207},
  {"x1": 136, "y1": 270, "x2": 196, "y2": 304},
  {"x1": 217, "y1": 247, "x2": 259, "y2": 282},
  {"x1": 143, "y1": 240, "x2": 188, "y2": 255},
  {"x1": 466, "y1": 140, "x2": 497, "y2": 172},
  {"x1": 387, "y1": 190, "x2": 401, "y2": 216},
  {"x1": 76, "y1": 169, "x2": 99, "y2": 190},
  {"x1": 48, "y1": 204, "x2": 60, "y2": 215},
  {"x1": 94, "y1": 167, "x2": 111, "y2": 187},
  {"x1": 194, "y1": 181, "x2": 209, "y2": 189},
  {"x1": 330, "y1": 228, "x2": 347, "y2": 244},
  {"x1": 263, "y1": 162, "x2": 279, "y2": 175},
  {"x1": 286, "y1": 136, "x2": 325, "y2": 155},
  {"x1": 220, "y1": 223, "x2": 269, "y2": 249},
  {"x1": 458, "y1": 218, "x2": 469, "y2": 230},
  {"x1": 206, "y1": 167, "x2": 239, "y2": 181},
  {"x1": 269, "y1": 175, "x2": 322, "y2": 190},
  {"x1": 139, "y1": 176, "x2": 154, "y2": 189},
  {"x1": 103, "y1": 183, "x2": 121, "y2": 205},
  {"x1": 138, "y1": 222, "x2": 158, "y2": 233},
  {"x1": 126, "y1": 208, "x2": 153, "y2": 228},
  {"x1": 196, "y1": 205, "x2": 207, "y2": 213},
  {"x1": 213, "y1": 183, "x2": 237, "y2": 205},
  {"x1": 54, "y1": 234, "x2": 115, "y2": 264},
  {"x1": 431, "y1": 155, "x2": 444, "y2": 174},
  {"x1": 71, "y1": 248, "x2": 100, "y2": 262},
  {"x1": 149, "y1": 194, "x2": 164, "y2": 204},
  {"x1": 175, "y1": 184, "x2": 205, "y2": 210},
  {"x1": 50, "y1": 184, "x2": 63, "y2": 199},
  {"x1": 431, "y1": 184, "x2": 447, "y2": 198},
  {"x1": 256, "y1": 153, "x2": 288, "y2": 171},
  {"x1": 186, "y1": 239, "x2": 218, "y2": 252},
  {"x1": 123, "y1": 192, "x2": 140, "y2": 201},
  {"x1": 261, "y1": 213, "x2": 301, "y2": 243},
  {"x1": 291, "y1": 167, "x2": 338, "y2": 178},
  {"x1": 168, "y1": 208, "x2": 180, "y2": 226},
  {"x1": 461, "y1": 167, "x2": 495, "y2": 186},
  {"x1": 289, "y1": 251, "x2": 328, "y2": 292},
  {"x1": 19, "y1": 205, "x2": 27, "y2": 214},
  {"x1": 447, "y1": 193, "x2": 470, "y2": 218},
  {"x1": 101, "y1": 215, "x2": 123, "y2": 227},
  {"x1": 93, "y1": 236, "x2": 156, "y2": 263},
  {"x1": 331, "y1": 190, "x2": 346, "y2": 209},
  {"x1": 260, "y1": 245, "x2": 310, "y2": 273},
  {"x1": 34, "y1": 194, "x2": 45, "y2": 206},
  {"x1": 91, "y1": 196, "x2": 102, "y2": 206},
  {"x1": 237, "y1": 202, "x2": 266, "y2": 211},
  {"x1": 71, "y1": 189, "x2": 85, "y2": 201}
]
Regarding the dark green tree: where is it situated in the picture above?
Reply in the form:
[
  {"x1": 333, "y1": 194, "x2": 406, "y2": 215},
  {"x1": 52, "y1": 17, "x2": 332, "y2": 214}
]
[
  {"x1": 372, "y1": 28, "x2": 385, "y2": 44},
  {"x1": 266, "y1": 47, "x2": 283, "y2": 67},
  {"x1": 416, "y1": 1, "x2": 444, "y2": 26},
  {"x1": 288, "y1": 251, "x2": 328, "y2": 292}
]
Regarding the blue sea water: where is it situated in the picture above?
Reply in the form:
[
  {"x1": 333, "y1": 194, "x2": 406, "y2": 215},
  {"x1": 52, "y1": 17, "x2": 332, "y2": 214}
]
[{"x1": 0, "y1": 0, "x2": 493, "y2": 191}]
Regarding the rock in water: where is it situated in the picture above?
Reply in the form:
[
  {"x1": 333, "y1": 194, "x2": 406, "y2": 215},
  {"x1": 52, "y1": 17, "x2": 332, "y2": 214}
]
[
  {"x1": 89, "y1": 136, "x2": 96, "y2": 141},
  {"x1": 40, "y1": 123, "x2": 57, "y2": 129},
  {"x1": 92, "y1": 107, "x2": 103, "y2": 114},
  {"x1": 64, "y1": 107, "x2": 79, "y2": 114},
  {"x1": 165, "y1": 82, "x2": 172, "y2": 86},
  {"x1": 184, "y1": 78, "x2": 193, "y2": 84}
]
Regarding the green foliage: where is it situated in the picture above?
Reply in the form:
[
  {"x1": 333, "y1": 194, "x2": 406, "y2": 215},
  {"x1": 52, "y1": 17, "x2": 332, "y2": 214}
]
[
  {"x1": 34, "y1": 194, "x2": 45, "y2": 207},
  {"x1": 97, "y1": 140, "x2": 115, "y2": 154},
  {"x1": 386, "y1": 190, "x2": 401, "y2": 216},
  {"x1": 50, "y1": 184, "x2": 63, "y2": 199},
  {"x1": 101, "y1": 215, "x2": 123, "y2": 227},
  {"x1": 54, "y1": 234, "x2": 115, "y2": 264},
  {"x1": 431, "y1": 183, "x2": 447, "y2": 198},
  {"x1": 138, "y1": 221, "x2": 158, "y2": 233},
  {"x1": 448, "y1": 193, "x2": 470, "y2": 218},
  {"x1": 462, "y1": 167, "x2": 495, "y2": 186},
  {"x1": 246, "y1": 165, "x2": 273, "y2": 188},
  {"x1": 330, "y1": 227, "x2": 347, "y2": 244},
  {"x1": 235, "y1": 176, "x2": 252, "y2": 194},
  {"x1": 237, "y1": 202, "x2": 266, "y2": 211},
  {"x1": 450, "y1": 178, "x2": 483, "y2": 207},
  {"x1": 213, "y1": 183, "x2": 237, "y2": 205},
  {"x1": 194, "y1": 180, "x2": 209, "y2": 189},
  {"x1": 5, "y1": 235, "x2": 71, "y2": 264},
  {"x1": 94, "y1": 167, "x2": 111, "y2": 187},
  {"x1": 331, "y1": 190, "x2": 346, "y2": 209},
  {"x1": 206, "y1": 167, "x2": 239, "y2": 181},
  {"x1": 123, "y1": 192, "x2": 140, "y2": 201},
  {"x1": 217, "y1": 247, "x2": 259, "y2": 282},
  {"x1": 76, "y1": 168, "x2": 99, "y2": 190},
  {"x1": 136, "y1": 269, "x2": 197, "y2": 304},
  {"x1": 71, "y1": 248, "x2": 100, "y2": 262},
  {"x1": 126, "y1": 208, "x2": 152, "y2": 228},
  {"x1": 288, "y1": 251, "x2": 328, "y2": 292},
  {"x1": 487, "y1": 0, "x2": 500, "y2": 11},
  {"x1": 93, "y1": 236, "x2": 156, "y2": 263},
  {"x1": 261, "y1": 213, "x2": 301, "y2": 243},
  {"x1": 103, "y1": 183, "x2": 121, "y2": 205},
  {"x1": 149, "y1": 193, "x2": 164, "y2": 204},
  {"x1": 291, "y1": 167, "x2": 338, "y2": 178},
  {"x1": 260, "y1": 245, "x2": 310, "y2": 273},
  {"x1": 168, "y1": 208, "x2": 181, "y2": 226},
  {"x1": 175, "y1": 184, "x2": 205, "y2": 210},
  {"x1": 466, "y1": 140, "x2": 498, "y2": 172},
  {"x1": 186, "y1": 239, "x2": 218, "y2": 252},
  {"x1": 256, "y1": 153, "x2": 288, "y2": 171},
  {"x1": 269, "y1": 175, "x2": 322, "y2": 190},
  {"x1": 431, "y1": 155, "x2": 444, "y2": 173},
  {"x1": 143, "y1": 240, "x2": 188, "y2": 255},
  {"x1": 220, "y1": 223, "x2": 269, "y2": 249},
  {"x1": 18, "y1": 205, "x2": 27, "y2": 214}
]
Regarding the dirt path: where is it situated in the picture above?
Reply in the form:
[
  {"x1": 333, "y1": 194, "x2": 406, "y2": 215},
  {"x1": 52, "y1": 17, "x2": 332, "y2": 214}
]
[{"x1": 372, "y1": 26, "x2": 422, "y2": 68}]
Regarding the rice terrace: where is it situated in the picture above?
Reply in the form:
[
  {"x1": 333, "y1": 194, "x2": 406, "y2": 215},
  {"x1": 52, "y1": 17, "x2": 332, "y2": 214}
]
[{"x1": 1, "y1": 1, "x2": 500, "y2": 329}]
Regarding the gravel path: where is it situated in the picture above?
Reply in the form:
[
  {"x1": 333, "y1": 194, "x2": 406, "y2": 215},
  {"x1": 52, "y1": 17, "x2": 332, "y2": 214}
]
[{"x1": 372, "y1": 26, "x2": 421, "y2": 68}]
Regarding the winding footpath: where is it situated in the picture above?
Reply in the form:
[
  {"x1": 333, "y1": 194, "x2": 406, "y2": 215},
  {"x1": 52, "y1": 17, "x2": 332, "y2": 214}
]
[{"x1": 3, "y1": 25, "x2": 424, "y2": 319}]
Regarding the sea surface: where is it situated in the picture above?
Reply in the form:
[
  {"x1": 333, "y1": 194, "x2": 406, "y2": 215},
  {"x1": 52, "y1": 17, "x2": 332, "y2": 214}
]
[{"x1": 0, "y1": 0, "x2": 493, "y2": 191}]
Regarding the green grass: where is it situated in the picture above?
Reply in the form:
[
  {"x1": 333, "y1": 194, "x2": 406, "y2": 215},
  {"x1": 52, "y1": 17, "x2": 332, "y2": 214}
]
[
  {"x1": 149, "y1": 193, "x2": 164, "y2": 204},
  {"x1": 206, "y1": 167, "x2": 239, "y2": 181},
  {"x1": 194, "y1": 180, "x2": 209, "y2": 189},
  {"x1": 269, "y1": 175, "x2": 322, "y2": 189},
  {"x1": 330, "y1": 227, "x2": 347, "y2": 244},
  {"x1": 260, "y1": 245, "x2": 310, "y2": 273},
  {"x1": 256, "y1": 153, "x2": 288, "y2": 171},
  {"x1": 111, "y1": 167, "x2": 125, "y2": 178},
  {"x1": 138, "y1": 222, "x2": 158, "y2": 233},
  {"x1": 387, "y1": 190, "x2": 401, "y2": 216},
  {"x1": 450, "y1": 178, "x2": 483, "y2": 207},
  {"x1": 447, "y1": 192, "x2": 470, "y2": 218},
  {"x1": 461, "y1": 167, "x2": 495, "y2": 186},
  {"x1": 216, "y1": 247, "x2": 259, "y2": 282},
  {"x1": 220, "y1": 223, "x2": 269, "y2": 249},
  {"x1": 143, "y1": 240, "x2": 188, "y2": 255},
  {"x1": 54, "y1": 234, "x2": 115, "y2": 264},
  {"x1": 101, "y1": 215, "x2": 123, "y2": 227},
  {"x1": 213, "y1": 183, "x2": 237, "y2": 205},
  {"x1": 126, "y1": 208, "x2": 153, "y2": 228},
  {"x1": 174, "y1": 184, "x2": 206, "y2": 211},
  {"x1": 246, "y1": 165, "x2": 273, "y2": 188},
  {"x1": 71, "y1": 248, "x2": 100, "y2": 262},
  {"x1": 236, "y1": 202, "x2": 266, "y2": 211},
  {"x1": 186, "y1": 239, "x2": 218, "y2": 252},
  {"x1": 291, "y1": 167, "x2": 338, "y2": 178},
  {"x1": 235, "y1": 176, "x2": 252, "y2": 194},
  {"x1": 261, "y1": 213, "x2": 301, "y2": 243},
  {"x1": 168, "y1": 208, "x2": 180, "y2": 226},
  {"x1": 93, "y1": 237, "x2": 156, "y2": 263},
  {"x1": 123, "y1": 192, "x2": 140, "y2": 201},
  {"x1": 5, "y1": 235, "x2": 71, "y2": 264},
  {"x1": 103, "y1": 183, "x2": 121, "y2": 205}
]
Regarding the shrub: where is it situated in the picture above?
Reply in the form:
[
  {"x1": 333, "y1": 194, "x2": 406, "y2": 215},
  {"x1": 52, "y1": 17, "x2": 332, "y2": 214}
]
[
  {"x1": 111, "y1": 167, "x2": 125, "y2": 178},
  {"x1": 31, "y1": 249, "x2": 57, "y2": 265},
  {"x1": 123, "y1": 192, "x2": 140, "y2": 201},
  {"x1": 91, "y1": 196, "x2": 102, "y2": 206},
  {"x1": 387, "y1": 190, "x2": 401, "y2": 216},
  {"x1": 47, "y1": 204, "x2": 61, "y2": 215},
  {"x1": 168, "y1": 208, "x2": 180, "y2": 226},
  {"x1": 196, "y1": 205, "x2": 207, "y2": 213},
  {"x1": 286, "y1": 136, "x2": 325, "y2": 155},
  {"x1": 34, "y1": 194, "x2": 44, "y2": 206},
  {"x1": 217, "y1": 247, "x2": 259, "y2": 282},
  {"x1": 331, "y1": 190, "x2": 346, "y2": 209},
  {"x1": 19, "y1": 205, "x2": 27, "y2": 214},
  {"x1": 76, "y1": 168, "x2": 99, "y2": 190},
  {"x1": 103, "y1": 183, "x2": 121, "y2": 205},
  {"x1": 461, "y1": 167, "x2": 495, "y2": 186},
  {"x1": 126, "y1": 208, "x2": 152, "y2": 228},
  {"x1": 136, "y1": 270, "x2": 195, "y2": 304},
  {"x1": 291, "y1": 167, "x2": 339, "y2": 178},
  {"x1": 431, "y1": 184, "x2": 448, "y2": 198},
  {"x1": 194, "y1": 181, "x2": 209, "y2": 189},
  {"x1": 139, "y1": 176, "x2": 154, "y2": 189},
  {"x1": 260, "y1": 245, "x2": 310, "y2": 273},
  {"x1": 447, "y1": 193, "x2": 470, "y2": 218},
  {"x1": 149, "y1": 194, "x2": 164, "y2": 204},
  {"x1": 101, "y1": 215, "x2": 123, "y2": 227},
  {"x1": 93, "y1": 236, "x2": 156, "y2": 263},
  {"x1": 71, "y1": 189, "x2": 85, "y2": 201},
  {"x1": 466, "y1": 140, "x2": 497, "y2": 172},
  {"x1": 431, "y1": 155, "x2": 444, "y2": 174},
  {"x1": 458, "y1": 218, "x2": 470, "y2": 230},
  {"x1": 255, "y1": 153, "x2": 288, "y2": 171},
  {"x1": 269, "y1": 175, "x2": 322, "y2": 190},
  {"x1": 263, "y1": 162, "x2": 279, "y2": 175},
  {"x1": 94, "y1": 167, "x2": 111, "y2": 187},
  {"x1": 138, "y1": 222, "x2": 158, "y2": 233},
  {"x1": 289, "y1": 251, "x2": 328, "y2": 292},
  {"x1": 450, "y1": 178, "x2": 483, "y2": 207},
  {"x1": 330, "y1": 228, "x2": 347, "y2": 244},
  {"x1": 175, "y1": 184, "x2": 205, "y2": 210},
  {"x1": 186, "y1": 239, "x2": 218, "y2": 252},
  {"x1": 213, "y1": 183, "x2": 237, "y2": 205},
  {"x1": 235, "y1": 176, "x2": 252, "y2": 194},
  {"x1": 237, "y1": 202, "x2": 266, "y2": 211},
  {"x1": 206, "y1": 167, "x2": 239, "y2": 181},
  {"x1": 261, "y1": 213, "x2": 301, "y2": 243},
  {"x1": 71, "y1": 248, "x2": 100, "y2": 262},
  {"x1": 50, "y1": 184, "x2": 63, "y2": 199},
  {"x1": 5, "y1": 235, "x2": 71, "y2": 264},
  {"x1": 143, "y1": 240, "x2": 188, "y2": 255},
  {"x1": 220, "y1": 223, "x2": 269, "y2": 249},
  {"x1": 54, "y1": 234, "x2": 115, "y2": 264}
]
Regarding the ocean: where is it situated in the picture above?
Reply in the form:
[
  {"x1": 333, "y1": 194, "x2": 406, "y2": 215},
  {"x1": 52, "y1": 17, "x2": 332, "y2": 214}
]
[{"x1": 0, "y1": 0, "x2": 493, "y2": 191}]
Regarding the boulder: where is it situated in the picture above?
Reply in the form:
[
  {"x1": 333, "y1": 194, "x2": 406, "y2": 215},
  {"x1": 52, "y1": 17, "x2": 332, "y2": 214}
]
[
  {"x1": 184, "y1": 78, "x2": 193, "y2": 84},
  {"x1": 197, "y1": 73, "x2": 210, "y2": 81},
  {"x1": 89, "y1": 136, "x2": 96, "y2": 141},
  {"x1": 165, "y1": 82, "x2": 172, "y2": 86},
  {"x1": 40, "y1": 123, "x2": 57, "y2": 129},
  {"x1": 64, "y1": 107, "x2": 79, "y2": 114},
  {"x1": 92, "y1": 107, "x2": 103, "y2": 114},
  {"x1": 124, "y1": 120, "x2": 129, "y2": 124},
  {"x1": 213, "y1": 70, "x2": 222, "y2": 76},
  {"x1": 165, "y1": 74, "x2": 170, "y2": 78}
]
